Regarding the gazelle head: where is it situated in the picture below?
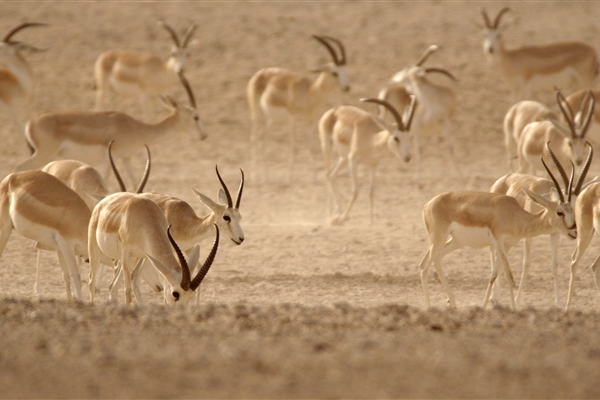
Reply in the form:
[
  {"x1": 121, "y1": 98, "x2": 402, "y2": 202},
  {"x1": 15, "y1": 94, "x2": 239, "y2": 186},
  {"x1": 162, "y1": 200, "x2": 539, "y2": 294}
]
[
  {"x1": 553, "y1": 89, "x2": 595, "y2": 166},
  {"x1": 481, "y1": 7, "x2": 509, "y2": 56},
  {"x1": 148, "y1": 224, "x2": 220, "y2": 305},
  {"x1": 192, "y1": 165, "x2": 245, "y2": 246},
  {"x1": 361, "y1": 96, "x2": 418, "y2": 163},
  {"x1": 158, "y1": 21, "x2": 197, "y2": 74},
  {"x1": 159, "y1": 71, "x2": 208, "y2": 141},
  {"x1": 312, "y1": 35, "x2": 350, "y2": 92}
]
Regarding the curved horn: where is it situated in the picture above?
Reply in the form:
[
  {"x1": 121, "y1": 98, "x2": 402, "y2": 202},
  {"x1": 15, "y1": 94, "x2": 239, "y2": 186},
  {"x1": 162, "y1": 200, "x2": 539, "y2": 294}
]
[
  {"x1": 574, "y1": 142, "x2": 594, "y2": 196},
  {"x1": 158, "y1": 20, "x2": 181, "y2": 47},
  {"x1": 2, "y1": 22, "x2": 46, "y2": 43},
  {"x1": 181, "y1": 22, "x2": 197, "y2": 48},
  {"x1": 361, "y1": 97, "x2": 405, "y2": 130},
  {"x1": 556, "y1": 89, "x2": 577, "y2": 136},
  {"x1": 415, "y1": 45, "x2": 440, "y2": 67},
  {"x1": 178, "y1": 71, "x2": 196, "y2": 109},
  {"x1": 312, "y1": 35, "x2": 341, "y2": 65},
  {"x1": 320, "y1": 35, "x2": 346, "y2": 65},
  {"x1": 577, "y1": 91, "x2": 595, "y2": 138},
  {"x1": 167, "y1": 225, "x2": 191, "y2": 291},
  {"x1": 481, "y1": 7, "x2": 493, "y2": 29},
  {"x1": 493, "y1": 7, "x2": 510, "y2": 29},
  {"x1": 567, "y1": 162, "x2": 576, "y2": 203},
  {"x1": 403, "y1": 95, "x2": 418, "y2": 132},
  {"x1": 545, "y1": 141, "x2": 570, "y2": 191},
  {"x1": 135, "y1": 145, "x2": 152, "y2": 193},
  {"x1": 541, "y1": 158, "x2": 566, "y2": 203},
  {"x1": 424, "y1": 67, "x2": 457, "y2": 82},
  {"x1": 215, "y1": 165, "x2": 233, "y2": 208},
  {"x1": 190, "y1": 224, "x2": 220, "y2": 291},
  {"x1": 235, "y1": 168, "x2": 244, "y2": 209},
  {"x1": 108, "y1": 140, "x2": 127, "y2": 192}
]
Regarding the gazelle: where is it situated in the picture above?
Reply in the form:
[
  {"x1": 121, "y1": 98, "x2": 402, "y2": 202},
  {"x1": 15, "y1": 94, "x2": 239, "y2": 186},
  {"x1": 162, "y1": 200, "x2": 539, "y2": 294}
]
[
  {"x1": 0, "y1": 22, "x2": 46, "y2": 138},
  {"x1": 490, "y1": 142, "x2": 593, "y2": 307},
  {"x1": 518, "y1": 90, "x2": 594, "y2": 175},
  {"x1": 247, "y1": 35, "x2": 350, "y2": 180},
  {"x1": 503, "y1": 100, "x2": 557, "y2": 170},
  {"x1": 319, "y1": 96, "x2": 416, "y2": 225},
  {"x1": 94, "y1": 21, "x2": 197, "y2": 116},
  {"x1": 417, "y1": 159, "x2": 577, "y2": 309},
  {"x1": 566, "y1": 181, "x2": 600, "y2": 310},
  {"x1": 16, "y1": 71, "x2": 206, "y2": 185},
  {"x1": 481, "y1": 7, "x2": 599, "y2": 101},
  {"x1": 566, "y1": 88, "x2": 600, "y2": 146},
  {"x1": 378, "y1": 45, "x2": 459, "y2": 178},
  {"x1": 110, "y1": 165, "x2": 245, "y2": 303},
  {"x1": 88, "y1": 191, "x2": 220, "y2": 305},
  {"x1": 0, "y1": 170, "x2": 112, "y2": 301}
]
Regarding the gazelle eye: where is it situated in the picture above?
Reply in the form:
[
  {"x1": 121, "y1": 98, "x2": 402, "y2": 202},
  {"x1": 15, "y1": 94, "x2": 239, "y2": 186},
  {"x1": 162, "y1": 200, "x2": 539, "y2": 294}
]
[
  {"x1": 331, "y1": 71, "x2": 339, "y2": 77},
  {"x1": 173, "y1": 291, "x2": 180, "y2": 301},
  {"x1": 557, "y1": 211, "x2": 565, "y2": 217},
  {"x1": 223, "y1": 215, "x2": 231, "y2": 222},
  {"x1": 394, "y1": 137, "x2": 400, "y2": 143}
]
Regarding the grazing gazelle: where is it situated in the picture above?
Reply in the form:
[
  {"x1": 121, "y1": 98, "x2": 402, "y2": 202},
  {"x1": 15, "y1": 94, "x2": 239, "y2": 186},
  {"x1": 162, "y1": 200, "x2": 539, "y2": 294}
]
[
  {"x1": 490, "y1": 142, "x2": 593, "y2": 307},
  {"x1": 88, "y1": 191, "x2": 220, "y2": 305},
  {"x1": 418, "y1": 156, "x2": 577, "y2": 309},
  {"x1": 519, "y1": 90, "x2": 595, "y2": 175},
  {"x1": 319, "y1": 96, "x2": 416, "y2": 225},
  {"x1": 94, "y1": 21, "x2": 197, "y2": 116},
  {"x1": 247, "y1": 35, "x2": 350, "y2": 179},
  {"x1": 0, "y1": 22, "x2": 46, "y2": 138},
  {"x1": 0, "y1": 170, "x2": 112, "y2": 300},
  {"x1": 481, "y1": 7, "x2": 599, "y2": 101},
  {"x1": 16, "y1": 71, "x2": 206, "y2": 186},
  {"x1": 378, "y1": 45, "x2": 459, "y2": 177},
  {"x1": 503, "y1": 100, "x2": 557, "y2": 171}
]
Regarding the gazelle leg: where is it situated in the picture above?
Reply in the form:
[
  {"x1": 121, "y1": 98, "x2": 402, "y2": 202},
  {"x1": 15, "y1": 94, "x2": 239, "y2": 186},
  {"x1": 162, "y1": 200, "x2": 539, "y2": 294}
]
[
  {"x1": 130, "y1": 258, "x2": 145, "y2": 304},
  {"x1": 368, "y1": 166, "x2": 376, "y2": 225},
  {"x1": 334, "y1": 156, "x2": 359, "y2": 224},
  {"x1": 549, "y1": 233, "x2": 562, "y2": 308},
  {"x1": 566, "y1": 231, "x2": 593, "y2": 310},
  {"x1": 515, "y1": 237, "x2": 533, "y2": 307}
]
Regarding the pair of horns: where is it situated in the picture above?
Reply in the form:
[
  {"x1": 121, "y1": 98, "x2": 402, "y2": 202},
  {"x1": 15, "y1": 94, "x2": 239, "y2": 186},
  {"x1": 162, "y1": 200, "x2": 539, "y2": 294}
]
[
  {"x1": 481, "y1": 7, "x2": 510, "y2": 30},
  {"x1": 543, "y1": 141, "x2": 593, "y2": 203},
  {"x1": 216, "y1": 165, "x2": 244, "y2": 209},
  {"x1": 170, "y1": 224, "x2": 220, "y2": 292},
  {"x1": 158, "y1": 21, "x2": 196, "y2": 49},
  {"x1": 556, "y1": 89, "x2": 596, "y2": 139},
  {"x1": 361, "y1": 97, "x2": 417, "y2": 132},
  {"x1": 413, "y1": 45, "x2": 457, "y2": 81},
  {"x1": 313, "y1": 35, "x2": 346, "y2": 66},
  {"x1": 108, "y1": 140, "x2": 151, "y2": 194}
]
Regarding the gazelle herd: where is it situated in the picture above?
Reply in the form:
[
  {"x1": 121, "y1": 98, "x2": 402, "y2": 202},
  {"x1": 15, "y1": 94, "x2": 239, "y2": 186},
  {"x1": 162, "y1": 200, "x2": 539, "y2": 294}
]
[{"x1": 1, "y1": 4, "x2": 600, "y2": 312}]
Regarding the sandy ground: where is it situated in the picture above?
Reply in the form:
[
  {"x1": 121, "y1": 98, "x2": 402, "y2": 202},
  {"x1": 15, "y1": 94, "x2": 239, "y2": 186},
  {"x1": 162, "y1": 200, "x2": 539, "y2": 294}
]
[{"x1": 1, "y1": 1, "x2": 600, "y2": 398}]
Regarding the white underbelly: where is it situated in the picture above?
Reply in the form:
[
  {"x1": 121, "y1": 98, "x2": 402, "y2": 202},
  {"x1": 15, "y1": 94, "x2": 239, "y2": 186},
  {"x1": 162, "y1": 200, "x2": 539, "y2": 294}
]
[
  {"x1": 58, "y1": 141, "x2": 107, "y2": 167},
  {"x1": 448, "y1": 222, "x2": 494, "y2": 249},
  {"x1": 10, "y1": 210, "x2": 57, "y2": 250},
  {"x1": 96, "y1": 231, "x2": 121, "y2": 260}
]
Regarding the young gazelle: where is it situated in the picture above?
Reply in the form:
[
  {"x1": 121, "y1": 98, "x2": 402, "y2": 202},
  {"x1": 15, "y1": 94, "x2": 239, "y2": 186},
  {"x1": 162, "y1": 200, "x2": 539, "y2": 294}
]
[
  {"x1": 247, "y1": 35, "x2": 350, "y2": 179},
  {"x1": 519, "y1": 90, "x2": 595, "y2": 175},
  {"x1": 16, "y1": 71, "x2": 206, "y2": 185},
  {"x1": 0, "y1": 22, "x2": 46, "y2": 138},
  {"x1": 481, "y1": 7, "x2": 599, "y2": 101},
  {"x1": 94, "y1": 21, "x2": 197, "y2": 116},
  {"x1": 418, "y1": 160, "x2": 577, "y2": 309},
  {"x1": 378, "y1": 45, "x2": 459, "y2": 177},
  {"x1": 319, "y1": 96, "x2": 416, "y2": 225},
  {"x1": 0, "y1": 170, "x2": 112, "y2": 300},
  {"x1": 503, "y1": 100, "x2": 557, "y2": 171},
  {"x1": 88, "y1": 191, "x2": 220, "y2": 305},
  {"x1": 490, "y1": 143, "x2": 593, "y2": 307}
]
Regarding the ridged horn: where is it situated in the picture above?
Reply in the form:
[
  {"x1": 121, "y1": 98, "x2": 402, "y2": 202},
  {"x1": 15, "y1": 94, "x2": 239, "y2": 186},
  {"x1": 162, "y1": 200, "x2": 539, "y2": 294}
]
[
  {"x1": 167, "y1": 225, "x2": 191, "y2": 291},
  {"x1": 481, "y1": 8, "x2": 493, "y2": 29},
  {"x1": 181, "y1": 22, "x2": 197, "y2": 48},
  {"x1": 158, "y1": 20, "x2": 180, "y2": 48},
  {"x1": 215, "y1": 165, "x2": 233, "y2": 208},
  {"x1": 541, "y1": 157, "x2": 566, "y2": 203},
  {"x1": 545, "y1": 142, "x2": 570, "y2": 193},
  {"x1": 577, "y1": 91, "x2": 595, "y2": 138},
  {"x1": 2, "y1": 22, "x2": 46, "y2": 43},
  {"x1": 312, "y1": 35, "x2": 342, "y2": 66},
  {"x1": 361, "y1": 97, "x2": 405, "y2": 130},
  {"x1": 135, "y1": 145, "x2": 151, "y2": 193},
  {"x1": 424, "y1": 67, "x2": 457, "y2": 82},
  {"x1": 108, "y1": 140, "x2": 127, "y2": 192},
  {"x1": 556, "y1": 89, "x2": 577, "y2": 136},
  {"x1": 415, "y1": 45, "x2": 439, "y2": 67},
  {"x1": 190, "y1": 224, "x2": 220, "y2": 291},
  {"x1": 573, "y1": 142, "x2": 594, "y2": 196},
  {"x1": 235, "y1": 168, "x2": 244, "y2": 209},
  {"x1": 493, "y1": 7, "x2": 510, "y2": 29}
]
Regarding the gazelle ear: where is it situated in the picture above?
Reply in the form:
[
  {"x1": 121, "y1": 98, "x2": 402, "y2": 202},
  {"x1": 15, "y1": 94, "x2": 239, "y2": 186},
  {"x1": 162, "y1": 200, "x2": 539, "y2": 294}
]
[
  {"x1": 547, "y1": 187, "x2": 561, "y2": 202},
  {"x1": 146, "y1": 254, "x2": 179, "y2": 286},
  {"x1": 523, "y1": 187, "x2": 552, "y2": 209},
  {"x1": 217, "y1": 188, "x2": 229, "y2": 206},
  {"x1": 191, "y1": 187, "x2": 220, "y2": 212}
]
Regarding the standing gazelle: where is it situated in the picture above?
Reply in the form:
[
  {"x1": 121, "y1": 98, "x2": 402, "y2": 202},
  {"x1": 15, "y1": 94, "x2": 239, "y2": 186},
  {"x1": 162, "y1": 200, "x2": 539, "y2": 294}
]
[
  {"x1": 94, "y1": 21, "x2": 197, "y2": 116},
  {"x1": 481, "y1": 7, "x2": 599, "y2": 101},
  {"x1": 0, "y1": 22, "x2": 46, "y2": 138},
  {"x1": 490, "y1": 142, "x2": 593, "y2": 307},
  {"x1": 418, "y1": 157, "x2": 577, "y2": 309},
  {"x1": 319, "y1": 96, "x2": 416, "y2": 225},
  {"x1": 16, "y1": 71, "x2": 206, "y2": 186},
  {"x1": 88, "y1": 192, "x2": 220, "y2": 305},
  {"x1": 248, "y1": 35, "x2": 350, "y2": 180}
]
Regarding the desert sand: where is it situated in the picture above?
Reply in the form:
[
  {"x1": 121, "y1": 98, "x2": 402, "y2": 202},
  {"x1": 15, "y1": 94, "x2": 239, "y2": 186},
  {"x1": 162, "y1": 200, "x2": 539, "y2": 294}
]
[{"x1": 1, "y1": 1, "x2": 600, "y2": 398}]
